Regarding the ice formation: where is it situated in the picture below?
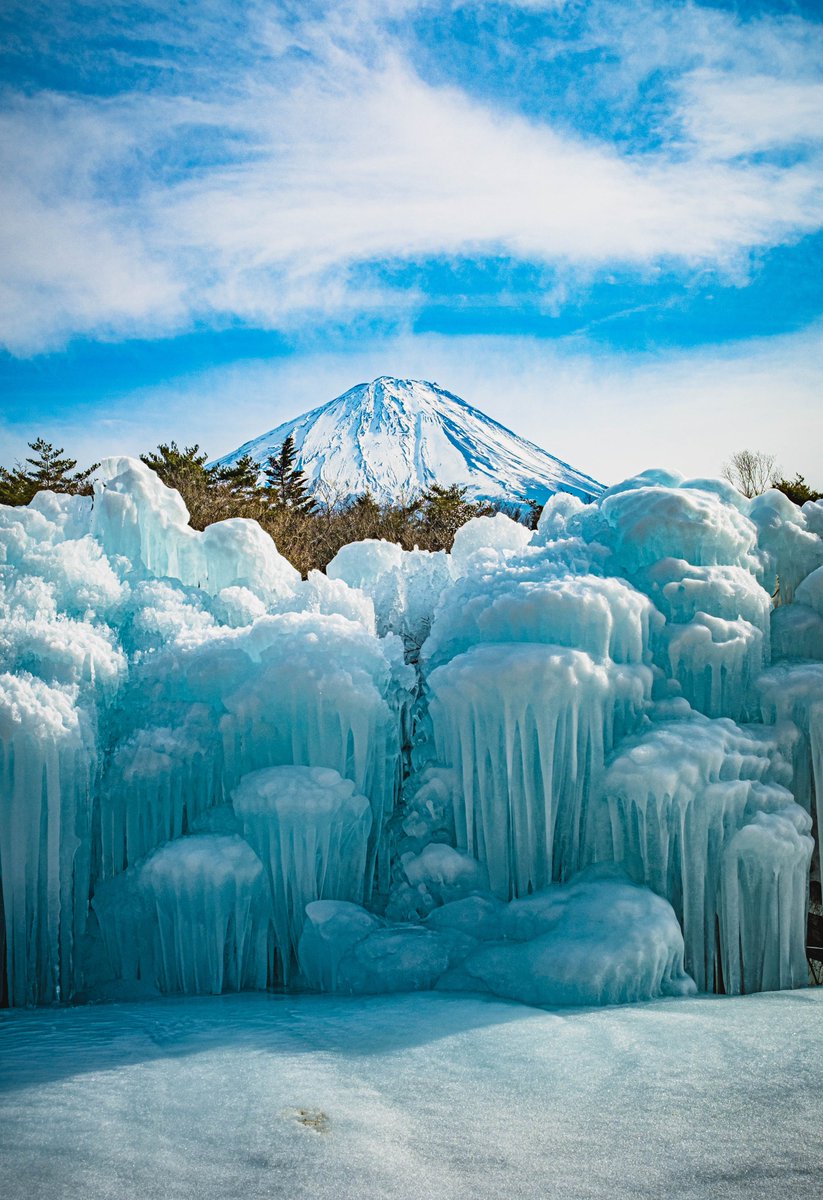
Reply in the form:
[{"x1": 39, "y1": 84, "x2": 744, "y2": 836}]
[
  {"x1": 600, "y1": 712, "x2": 811, "y2": 991},
  {"x1": 232, "y1": 766, "x2": 372, "y2": 979},
  {"x1": 92, "y1": 834, "x2": 271, "y2": 995},
  {"x1": 298, "y1": 867, "x2": 695, "y2": 1006},
  {"x1": 1, "y1": 458, "x2": 821, "y2": 1009}
]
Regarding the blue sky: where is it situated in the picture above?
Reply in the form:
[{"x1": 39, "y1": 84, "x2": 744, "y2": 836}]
[{"x1": 1, "y1": 0, "x2": 822, "y2": 485}]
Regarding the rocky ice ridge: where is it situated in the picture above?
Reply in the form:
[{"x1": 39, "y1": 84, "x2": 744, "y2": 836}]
[
  {"x1": 1, "y1": 459, "x2": 823, "y2": 1008},
  {"x1": 214, "y1": 376, "x2": 602, "y2": 507}
]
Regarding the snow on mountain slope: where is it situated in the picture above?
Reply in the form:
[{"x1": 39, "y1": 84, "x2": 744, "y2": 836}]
[{"x1": 214, "y1": 377, "x2": 602, "y2": 506}]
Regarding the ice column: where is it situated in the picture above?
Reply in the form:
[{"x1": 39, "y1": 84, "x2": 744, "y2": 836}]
[
  {"x1": 720, "y1": 809, "x2": 812, "y2": 993},
  {"x1": 428, "y1": 643, "x2": 651, "y2": 897},
  {"x1": 0, "y1": 673, "x2": 96, "y2": 1005},
  {"x1": 218, "y1": 613, "x2": 410, "y2": 888},
  {"x1": 758, "y1": 661, "x2": 823, "y2": 844},
  {"x1": 232, "y1": 766, "x2": 372, "y2": 981},
  {"x1": 99, "y1": 711, "x2": 222, "y2": 877},
  {"x1": 601, "y1": 716, "x2": 812, "y2": 992},
  {"x1": 92, "y1": 834, "x2": 271, "y2": 995}
]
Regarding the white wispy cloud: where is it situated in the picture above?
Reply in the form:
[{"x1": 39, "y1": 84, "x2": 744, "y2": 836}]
[
  {"x1": 678, "y1": 70, "x2": 823, "y2": 159},
  {"x1": 1, "y1": 0, "x2": 822, "y2": 353}
]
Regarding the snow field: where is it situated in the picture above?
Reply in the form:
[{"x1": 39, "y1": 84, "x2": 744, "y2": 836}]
[{"x1": 1, "y1": 990, "x2": 822, "y2": 1200}]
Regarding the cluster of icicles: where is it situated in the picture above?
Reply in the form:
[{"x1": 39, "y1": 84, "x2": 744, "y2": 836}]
[{"x1": 1, "y1": 457, "x2": 822, "y2": 1009}]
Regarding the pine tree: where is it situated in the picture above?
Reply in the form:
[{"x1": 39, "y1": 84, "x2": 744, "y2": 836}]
[
  {"x1": 141, "y1": 441, "x2": 213, "y2": 490},
  {"x1": 773, "y1": 474, "x2": 822, "y2": 506},
  {"x1": 264, "y1": 435, "x2": 314, "y2": 513},
  {"x1": 416, "y1": 482, "x2": 489, "y2": 549},
  {"x1": 214, "y1": 453, "x2": 261, "y2": 501},
  {"x1": 0, "y1": 438, "x2": 98, "y2": 506}
]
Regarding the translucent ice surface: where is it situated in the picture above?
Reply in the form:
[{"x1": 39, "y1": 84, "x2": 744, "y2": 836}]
[
  {"x1": 328, "y1": 538, "x2": 451, "y2": 651},
  {"x1": 0, "y1": 673, "x2": 96, "y2": 1005},
  {"x1": 233, "y1": 766, "x2": 372, "y2": 979},
  {"x1": 428, "y1": 643, "x2": 652, "y2": 895},
  {"x1": 2, "y1": 459, "x2": 822, "y2": 1008},
  {"x1": 92, "y1": 834, "x2": 271, "y2": 995},
  {"x1": 600, "y1": 713, "x2": 811, "y2": 991},
  {"x1": 449, "y1": 868, "x2": 695, "y2": 1007},
  {"x1": 298, "y1": 867, "x2": 693, "y2": 1005}
]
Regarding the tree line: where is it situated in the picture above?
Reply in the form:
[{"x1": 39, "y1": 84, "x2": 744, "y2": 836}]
[
  {"x1": 2, "y1": 438, "x2": 819, "y2": 577},
  {"x1": 722, "y1": 449, "x2": 822, "y2": 505},
  {"x1": 0, "y1": 436, "x2": 529, "y2": 575}
]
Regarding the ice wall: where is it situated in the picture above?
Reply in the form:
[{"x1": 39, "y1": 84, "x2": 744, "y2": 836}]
[
  {"x1": 2, "y1": 461, "x2": 822, "y2": 1008},
  {"x1": 0, "y1": 472, "x2": 411, "y2": 1005}
]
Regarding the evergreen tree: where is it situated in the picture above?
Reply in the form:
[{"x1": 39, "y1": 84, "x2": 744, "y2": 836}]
[
  {"x1": 350, "y1": 490, "x2": 381, "y2": 516},
  {"x1": 0, "y1": 438, "x2": 98, "y2": 506},
  {"x1": 416, "y1": 482, "x2": 489, "y2": 549},
  {"x1": 524, "y1": 498, "x2": 544, "y2": 530},
  {"x1": 214, "y1": 453, "x2": 261, "y2": 501},
  {"x1": 773, "y1": 474, "x2": 822, "y2": 506},
  {"x1": 141, "y1": 441, "x2": 213, "y2": 491},
  {"x1": 264, "y1": 435, "x2": 314, "y2": 513}
]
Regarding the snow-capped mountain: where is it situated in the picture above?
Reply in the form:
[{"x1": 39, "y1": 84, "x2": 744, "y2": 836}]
[{"x1": 215, "y1": 377, "x2": 602, "y2": 506}]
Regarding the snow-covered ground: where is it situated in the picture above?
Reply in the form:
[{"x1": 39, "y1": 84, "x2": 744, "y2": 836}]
[{"x1": 1, "y1": 989, "x2": 821, "y2": 1200}]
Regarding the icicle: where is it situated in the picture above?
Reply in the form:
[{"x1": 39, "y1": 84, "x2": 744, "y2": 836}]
[
  {"x1": 232, "y1": 766, "x2": 372, "y2": 982},
  {"x1": 601, "y1": 715, "x2": 811, "y2": 992},
  {"x1": 92, "y1": 834, "x2": 271, "y2": 995},
  {"x1": 428, "y1": 644, "x2": 651, "y2": 897},
  {"x1": 0, "y1": 673, "x2": 95, "y2": 1005}
]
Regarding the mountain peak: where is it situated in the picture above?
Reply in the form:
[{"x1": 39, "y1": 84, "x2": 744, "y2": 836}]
[{"x1": 215, "y1": 376, "x2": 602, "y2": 506}]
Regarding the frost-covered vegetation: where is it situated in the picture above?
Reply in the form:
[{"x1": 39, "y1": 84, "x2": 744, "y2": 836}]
[{"x1": 1, "y1": 452, "x2": 823, "y2": 1009}]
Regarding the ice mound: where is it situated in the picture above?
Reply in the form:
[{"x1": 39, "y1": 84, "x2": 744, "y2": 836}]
[
  {"x1": 450, "y1": 512, "x2": 532, "y2": 575},
  {"x1": 299, "y1": 902, "x2": 454, "y2": 995},
  {"x1": 232, "y1": 766, "x2": 372, "y2": 979},
  {"x1": 749, "y1": 488, "x2": 823, "y2": 602},
  {"x1": 92, "y1": 834, "x2": 271, "y2": 995},
  {"x1": 328, "y1": 538, "x2": 450, "y2": 651},
  {"x1": 298, "y1": 868, "x2": 695, "y2": 1005},
  {"x1": 423, "y1": 571, "x2": 659, "y2": 671},
  {"x1": 2, "y1": 458, "x2": 822, "y2": 1008},
  {"x1": 93, "y1": 457, "x2": 300, "y2": 603},
  {"x1": 388, "y1": 842, "x2": 491, "y2": 921},
  {"x1": 598, "y1": 484, "x2": 760, "y2": 575},
  {"x1": 450, "y1": 868, "x2": 696, "y2": 1007}
]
